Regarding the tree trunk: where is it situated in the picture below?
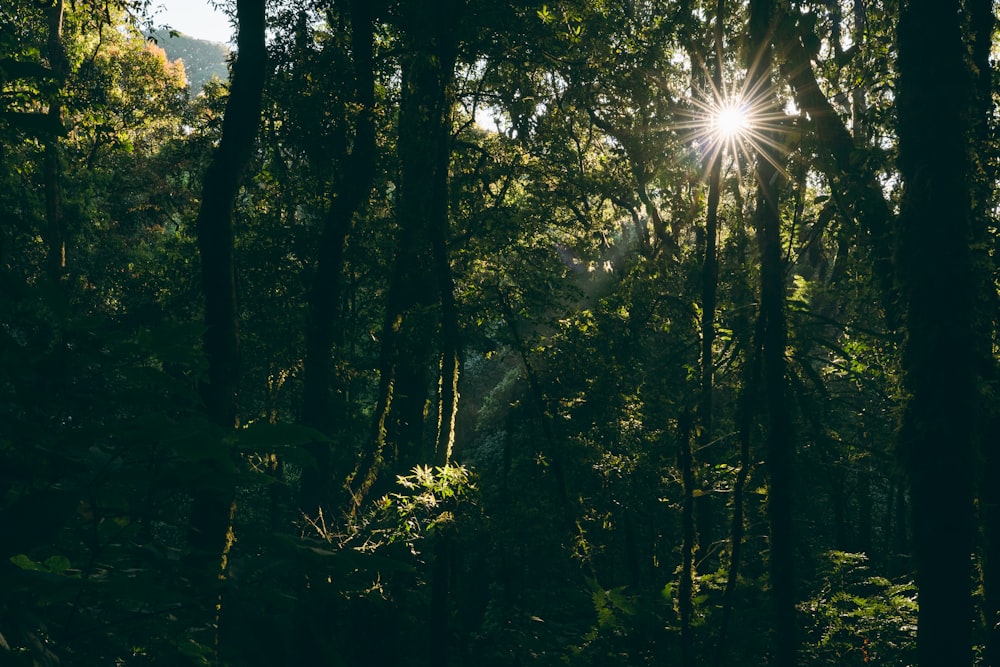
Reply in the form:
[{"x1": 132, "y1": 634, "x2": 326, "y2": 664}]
[
  {"x1": 300, "y1": 0, "x2": 377, "y2": 512},
  {"x1": 966, "y1": 1, "x2": 1000, "y2": 662},
  {"x1": 830, "y1": 466, "x2": 848, "y2": 548},
  {"x1": 353, "y1": 0, "x2": 461, "y2": 502},
  {"x1": 700, "y1": 149, "x2": 721, "y2": 448},
  {"x1": 693, "y1": 0, "x2": 726, "y2": 585},
  {"x1": 857, "y1": 457, "x2": 873, "y2": 555},
  {"x1": 429, "y1": 533, "x2": 453, "y2": 667},
  {"x1": 678, "y1": 410, "x2": 696, "y2": 667},
  {"x1": 431, "y1": 184, "x2": 461, "y2": 667},
  {"x1": 346, "y1": 7, "x2": 464, "y2": 666},
  {"x1": 892, "y1": 482, "x2": 908, "y2": 563},
  {"x1": 43, "y1": 0, "x2": 66, "y2": 282},
  {"x1": 193, "y1": 0, "x2": 267, "y2": 432},
  {"x1": 714, "y1": 316, "x2": 761, "y2": 667},
  {"x1": 187, "y1": 0, "x2": 267, "y2": 599},
  {"x1": 748, "y1": 2, "x2": 797, "y2": 665},
  {"x1": 895, "y1": 1, "x2": 977, "y2": 665},
  {"x1": 685, "y1": 6, "x2": 725, "y2": 662},
  {"x1": 713, "y1": 136, "x2": 757, "y2": 667},
  {"x1": 434, "y1": 243, "x2": 461, "y2": 467}
]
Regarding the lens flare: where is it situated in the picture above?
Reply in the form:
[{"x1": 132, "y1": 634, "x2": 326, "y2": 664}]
[
  {"x1": 672, "y1": 71, "x2": 791, "y2": 180},
  {"x1": 712, "y1": 99, "x2": 750, "y2": 140}
]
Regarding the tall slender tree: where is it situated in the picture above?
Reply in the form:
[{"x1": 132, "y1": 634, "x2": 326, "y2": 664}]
[
  {"x1": 300, "y1": 0, "x2": 377, "y2": 512},
  {"x1": 747, "y1": 1, "x2": 797, "y2": 664},
  {"x1": 42, "y1": 0, "x2": 66, "y2": 282},
  {"x1": 186, "y1": 0, "x2": 268, "y2": 631},
  {"x1": 193, "y1": 0, "x2": 267, "y2": 432},
  {"x1": 353, "y1": 0, "x2": 464, "y2": 500},
  {"x1": 964, "y1": 1, "x2": 1000, "y2": 663},
  {"x1": 895, "y1": 1, "x2": 977, "y2": 664}
]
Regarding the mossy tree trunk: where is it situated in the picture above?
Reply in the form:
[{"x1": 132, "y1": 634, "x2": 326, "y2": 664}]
[
  {"x1": 300, "y1": 0, "x2": 377, "y2": 512},
  {"x1": 354, "y1": 0, "x2": 462, "y2": 499},
  {"x1": 966, "y1": 0, "x2": 1000, "y2": 663},
  {"x1": 187, "y1": 0, "x2": 267, "y2": 649}
]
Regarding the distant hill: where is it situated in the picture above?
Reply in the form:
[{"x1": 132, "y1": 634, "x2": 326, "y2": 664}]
[{"x1": 147, "y1": 31, "x2": 229, "y2": 94}]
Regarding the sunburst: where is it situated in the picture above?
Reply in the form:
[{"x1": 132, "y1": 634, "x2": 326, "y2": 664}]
[
  {"x1": 712, "y1": 98, "x2": 751, "y2": 140},
  {"x1": 673, "y1": 71, "x2": 791, "y2": 180}
]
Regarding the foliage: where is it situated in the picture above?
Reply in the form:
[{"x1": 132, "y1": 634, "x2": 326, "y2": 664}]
[
  {"x1": 1, "y1": 0, "x2": 998, "y2": 665},
  {"x1": 148, "y1": 30, "x2": 231, "y2": 94},
  {"x1": 800, "y1": 551, "x2": 918, "y2": 665},
  {"x1": 346, "y1": 464, "x2": 478, "y2": 552}
]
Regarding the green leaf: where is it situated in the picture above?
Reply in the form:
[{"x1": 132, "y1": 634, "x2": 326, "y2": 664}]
[
  {"x1": 10, "y1": 553, "x2": 74, "y2": 576},
  {"x1": 43, "y1": 555, "x2": 71, "y2": 574},
  {"x1": 10, "y1": 554, "x2": 42, "y2": 571}
]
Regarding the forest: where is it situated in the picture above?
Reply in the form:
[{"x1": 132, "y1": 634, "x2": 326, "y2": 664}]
[{"x1": 1, "y1": 0, "x2": 997, "y2": 664}]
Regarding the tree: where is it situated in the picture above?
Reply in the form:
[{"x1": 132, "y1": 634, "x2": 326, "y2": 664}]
[
  {"x1": 355, "y1": 0, "x2": 467, "y2": 499},
  {"x1": 186, "y1": 0, "x2": 267, "y2": 651},
  {"x1": 895, "y1": 1, "x2": 979, "y2": 665},
  {"x1": 42, "y1": 0, "x2": 68, "y2": 282},
  {"x1": 4, "y1": 0, "x2": 1000, "y2": 663},
  {"x1": 299, "y1": 0, "x2": 378, "y2": 511},
  {"x1": 746, "y1": 0, "x2": 797, "y2": 664},
  {"x1": 965, "y1": 2, "x2": 1000, "y2": 664}
]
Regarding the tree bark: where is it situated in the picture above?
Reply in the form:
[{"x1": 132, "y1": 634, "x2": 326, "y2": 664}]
[
  {"x1": 683, "y1": 6, "x2": 725, "y2": 662},
  {"x1": 344, "y1": 9, "x2": 464, "y2": 665},
  {"x1": 714, "y1": 315, "x2": 761, "y2": 667},
  {"x1": 183, "y1": 1, "x2": 266, "y2": 660},
  {"x1": 895, "y1": 1, "x2": 977, "y2": 665},
  {"x1": 193, "y1": 0, "x2": 267, "y2": 431},
  {"x1": 965, "y1": 1, "x2": 1000, "y2": 662},
  {"x1": 678, "y1": 410, "x2": 696, "y2": 667},
  {"x1": 188, "y1": 0, "x2": 267, "y2": 562},
  {"x1": 748, "y1": 2, "x2": 797, "y2": 665},
  {"x1": 700, "y1": 149, "x2": 721, "y2": 448},
  {"x1": 300, "y1": 0, "x2": 377, "y2": 512},
  {"x1": 434, "y1": 233, "x2": 461, "y2": 467},
  {"x1": 352, "y1": 0, "x2": 461, "y2": 502},
  {"x1": 43, "y1": 0, "x2": 66, "y2": 283}
]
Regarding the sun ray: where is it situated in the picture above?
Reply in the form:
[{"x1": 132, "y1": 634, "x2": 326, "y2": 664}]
[{"x1": 672, "y1": 65, "x2": 793, "y2": 186}]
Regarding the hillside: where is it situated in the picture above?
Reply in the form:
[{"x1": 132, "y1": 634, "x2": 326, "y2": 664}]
[{"x1": 147, "y1": 30, "x2": 229, "y2": 94}]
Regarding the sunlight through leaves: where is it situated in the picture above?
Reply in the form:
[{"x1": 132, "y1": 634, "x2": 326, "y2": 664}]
[{"x1": 673, "y1": 71, "x2": 792, "y2": 180}]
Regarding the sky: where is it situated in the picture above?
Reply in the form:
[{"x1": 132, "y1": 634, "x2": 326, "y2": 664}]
[{"x1": 150, "y1": 0, "x2": 234, "y2": 44}]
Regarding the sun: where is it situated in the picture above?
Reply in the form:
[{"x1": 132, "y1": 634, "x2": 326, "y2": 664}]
[
  {"x1": 711, "y1": 98, "x2": 751, "y2": 141},
  {"x1": 672, "y1": 74, "x2": 791, "y2": 179}
]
